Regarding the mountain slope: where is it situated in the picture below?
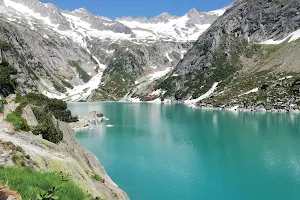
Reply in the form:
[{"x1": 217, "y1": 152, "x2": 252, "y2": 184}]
[
  {"x1": 0, "y1": 0, "x2": 227, "y2": 101},
  {"x1": 155, "y1": 0, "x2": 300, "y2": 111}
]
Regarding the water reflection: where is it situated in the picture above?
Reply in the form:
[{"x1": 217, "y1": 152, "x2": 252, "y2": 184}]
[{"x1": 70, "y1": 103, "x2": 300, "y2": 200}]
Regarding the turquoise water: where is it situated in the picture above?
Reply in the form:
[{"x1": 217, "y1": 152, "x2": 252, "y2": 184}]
[{"x1": 69, "y1": 102, "x2": 300, "y2": 200}]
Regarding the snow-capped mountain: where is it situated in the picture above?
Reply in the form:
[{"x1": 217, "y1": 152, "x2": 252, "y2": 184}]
[
  {"x1": 1, "y1": 0, "x2": 227, "y2": 42},
  {"x1": 117, "y1": 8, "x2": 227, "y2": 41},
  {"x1": 0, "y1": 0, "x2": 228, "y2": 101}
]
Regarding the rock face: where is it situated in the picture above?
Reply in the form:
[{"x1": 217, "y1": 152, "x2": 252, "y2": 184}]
[
  {"x1": 155, "y1": 0, "x2": 300, "y2": 110},
  {"x1": 21, "y1": 105, "x2": 38, "y2": 128},
  {"x1": 69, "y1": 111, "x2": 106, "y2": 131}
]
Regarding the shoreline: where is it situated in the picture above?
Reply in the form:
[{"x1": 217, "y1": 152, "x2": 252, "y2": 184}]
[
  {"x1": 72, "y1": 100, "x2": 300, "y2": 114},
  {"x1": 186, "y1": 104, "x2": 300, "y2": 114}
]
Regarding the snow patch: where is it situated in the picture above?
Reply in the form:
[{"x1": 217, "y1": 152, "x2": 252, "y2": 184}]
[
  {"x1": 148, "y1": 98, "x2": 162, "y2": 103},
  {"x1": 260, "y1": 29, "x2": 300, "y2": 45},
  {"x1": 165, "y1": 52, "x2": 173, "y2": 62},
  {"x1": 43, "y1": 62, "x2": 106, "y2": 102},
  {"x1": 207, "y1": 7, "x2": 228, "y2": 16},
  {"x1": 229, "y1": 105, "x2": 239, "y2": 111},
  {"x1": 118, "y1": 15, "x2": 211, "y2": 41},
  {"x1": 105, "y1": 49, "x2": 115, "y2": 54},
  {"x1": 279, "y1": 75, "x2": 293, "y2": 81},
  {"x1": 3, "y1": 0, "x2": 59, "y2": 29},
  {"x1": 180, "y1": 50, "x2": 187, "y2": 59},
  {"x1": 238, "y1": 88, "x2": 259, "y2": 97},
  {"x1": 150, "y1": 89, "x2": 162, "y2": 96},
  {"x1": 149, "y1": 67, "x2": 172, "y2": 81},
  {"x1": 185, "y1": 82, "x2": 219, "y2": 105},
  {"x1": 150, "y1": 66, "x2": 158, "y2": 69}
]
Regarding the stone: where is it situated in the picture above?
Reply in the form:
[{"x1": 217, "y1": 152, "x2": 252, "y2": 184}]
[
  {"x1": 21, "y1": 105, "x2": 38, "y2": 128},
  {"x1": 6, "y1": 195, "x2": 16, "y2": 200}
]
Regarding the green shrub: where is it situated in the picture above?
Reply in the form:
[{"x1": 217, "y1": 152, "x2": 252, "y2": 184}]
[
  {"x1": 12, "y1": 154, "x2": 19, "y2": 164},
  {"x1": 37, "y1": 187, "x2": 59, "y2": 200},
  {"x1": 32, "y1": 112, "x2": 63, "y2": 144},
  {"x1": 15, "y1": 93, "x2": 78, "y2": 143},
  {"x1": 0, "y1": 41, "x2": 12, "y2": 51},
  {"x1": 0, "y1": 64, "x2": 17, "y2": 96},
  {"x1": 16, "y1": 93, "x2": 78, "y2": 123}
]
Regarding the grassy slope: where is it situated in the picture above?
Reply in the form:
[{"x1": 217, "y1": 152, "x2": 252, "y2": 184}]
[
  {"x1": 197, "y1": 39, "x2": 300, "y2": 107},
  {"x1": 0, "y1": 166, "x2": 89, "y2": 200}
]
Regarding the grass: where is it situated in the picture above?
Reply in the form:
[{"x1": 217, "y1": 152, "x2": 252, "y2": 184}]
[
  {"x1": 6, "y1": 113, "x2": 30, "y2": 131},
  {"x1": 0, "y1": 165, "x2": 89, "y2": 200},
  {"x1": 92, "y1": 174, "x2": 105, "y2": 183}
]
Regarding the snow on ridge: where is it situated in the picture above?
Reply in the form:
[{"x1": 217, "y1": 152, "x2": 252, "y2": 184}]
[
  {"x1": 185, "y1": 82, "x2": 219, "y2": 105},
  {"x1": 207, "y1": 7, "x2": 229, "y2": 16},
  {"x1": 1, "y1": 0, "x2": 217, "y2": 42},
  {"x1": 117, "y1": 15, "x2": 211, "y2": 41},
  {"x1": 149, "y1": 67, "x2": 172, "y2": 81},
  {"x1": 279, "y1": 75, "x2": 293, "y2": 81},
  {"x1": 3, "y1": 0, "x2": 59, "y2": 29},
  {"x1": 260, "y1": 29, "x2": 300, "y2": 45}
]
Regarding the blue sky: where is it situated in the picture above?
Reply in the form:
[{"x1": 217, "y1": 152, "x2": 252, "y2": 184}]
[{"x1": 40, "y1": 0, "x2": 233, "y2": 19}]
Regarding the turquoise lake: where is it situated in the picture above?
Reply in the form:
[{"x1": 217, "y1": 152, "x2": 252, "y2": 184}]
[{"x1": 68, "y1": 102, "x2": 300, "y2": 200}]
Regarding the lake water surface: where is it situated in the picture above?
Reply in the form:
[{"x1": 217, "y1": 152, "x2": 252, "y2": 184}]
[{"x1": 68, "y1": 102, "x2": 300, "y2": 200}]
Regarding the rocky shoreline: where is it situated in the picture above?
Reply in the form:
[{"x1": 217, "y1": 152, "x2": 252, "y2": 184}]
[
  {"x1": 69, "y1": 111, "x2": 109, "y2": 131},
  {"x1": 189, "y1": 103, "x2": 300, "y2": 114}
]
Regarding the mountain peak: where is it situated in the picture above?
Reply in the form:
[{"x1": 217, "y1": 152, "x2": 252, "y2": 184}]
[
  {"x1": 72, "y1": 8, "x2": 89, "y2": 14},
  {"x1": 150, "y1": 12, "x2": 177, "y2": 23},
  {"x1": 188, "y1": 8, "x2": 199, "y2": 14},
  {"x1": 159, "y1": 12, "x2": 171, "y2": 17}
]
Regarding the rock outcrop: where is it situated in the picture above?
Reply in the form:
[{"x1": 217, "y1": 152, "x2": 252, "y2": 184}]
[
  {"x1": 69, "y1": 111, "x2": 106, "y2": 131},
  {"x1": 21, "y1": 105, "x2": 38, "y2": 128}
]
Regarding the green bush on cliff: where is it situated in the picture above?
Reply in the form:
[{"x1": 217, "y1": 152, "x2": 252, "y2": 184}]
[
  {"x1": 32, "y1": 110, "x2": 63, "y2": 144},
  {"x1": 0, "y1": 165, "x2": 88, "y2": 200},
  {"x1": 15, "y1": 93, "x2": 78, "y2": 143},
  {"x1": 16, "y1": 93, "x2": 78, "y2": 123},
  {"x1": 0, "y1": 63, "x2": 17, "y2": 96}
]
